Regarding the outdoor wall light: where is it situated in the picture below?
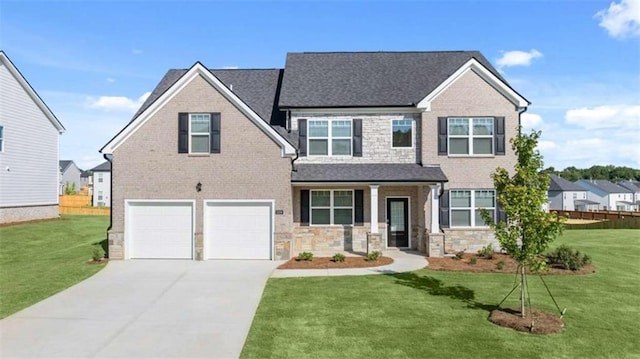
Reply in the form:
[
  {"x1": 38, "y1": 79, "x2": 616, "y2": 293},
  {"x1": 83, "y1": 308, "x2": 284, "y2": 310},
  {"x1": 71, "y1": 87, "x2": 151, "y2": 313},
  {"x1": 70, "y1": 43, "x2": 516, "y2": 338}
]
[{"x1": 196, "y1": 182, "x2": 202, "y2": 192}]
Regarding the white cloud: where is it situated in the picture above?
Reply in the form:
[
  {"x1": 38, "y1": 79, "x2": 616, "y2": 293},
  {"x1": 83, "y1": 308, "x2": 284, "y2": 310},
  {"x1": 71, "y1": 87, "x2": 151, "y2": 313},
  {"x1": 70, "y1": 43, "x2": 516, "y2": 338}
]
[
  {"x1": 496, "y1": 49, "x2": 543, "y2": 68},
  {"x1": 132, "y1": 48, "x2": 143, "y2": 55},
  {"x1": 521, "y1": 112, "x2": 543, "y2": 129},
  {"x1": 565, "y1": 104, "x2": 640, "y2": 130},
  {"x1": 222, "y1": 66, "x2": 239, "y2": 69},
  {"x1": 595, "y1": 0, "x2": 640, "y2": 39},
  {"x1": 88, "y1": 92, "x2": 151, "y2": 112},
  {"x1": 536, "y1": 140, "x2": 557, "y2": 152},
  {"x1": 106, "y1": 78, "x2": 115, "y2": 83}
]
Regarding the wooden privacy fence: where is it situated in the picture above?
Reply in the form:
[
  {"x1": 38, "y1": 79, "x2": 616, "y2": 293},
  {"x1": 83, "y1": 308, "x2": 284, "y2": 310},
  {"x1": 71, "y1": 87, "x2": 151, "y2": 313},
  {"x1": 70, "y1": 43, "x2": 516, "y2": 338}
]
[
  {"x1": 552, "y1": 210, "x2": 640, "y2": 221},
  {"x1": 59, "y1": 195, "x2": 110, "y2": 216}
]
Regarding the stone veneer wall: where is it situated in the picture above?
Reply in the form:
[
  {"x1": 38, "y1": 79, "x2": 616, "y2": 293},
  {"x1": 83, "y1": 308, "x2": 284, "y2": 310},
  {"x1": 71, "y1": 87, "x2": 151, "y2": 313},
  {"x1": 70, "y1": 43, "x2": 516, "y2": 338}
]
[
  {"x1": 443, "y1": 229, "x2": 501, "y2": 254},
  {"x1": 0, "y1": 205, "x2": 59, "y2": 224},
  {"x1": 290, "y1": 112, "x2": 421, "y2": 164},
  {"x1": 292, "y1": 225, "x2": 372, "y2": 254}
]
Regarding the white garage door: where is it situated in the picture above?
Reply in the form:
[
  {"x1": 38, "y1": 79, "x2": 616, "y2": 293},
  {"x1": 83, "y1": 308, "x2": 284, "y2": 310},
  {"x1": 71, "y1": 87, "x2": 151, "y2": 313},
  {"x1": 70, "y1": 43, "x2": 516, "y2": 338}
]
[
  {"x1": 205, "y1": 201, "x2": 272, "y2": 260},
  {"x1": 127, "y1": 201, "x2": 193, "y2": 259}
]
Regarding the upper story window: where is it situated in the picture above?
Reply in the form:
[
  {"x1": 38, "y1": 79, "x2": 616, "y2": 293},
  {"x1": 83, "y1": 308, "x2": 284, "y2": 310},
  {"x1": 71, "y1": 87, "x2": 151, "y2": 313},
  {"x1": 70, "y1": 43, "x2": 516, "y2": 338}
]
[
  {"x1": 0, "y1": 125, "x2": 4, "y2": 152},
  {"x1": 450, "y1": 189, "x2": 495, "y2": 227},
  {"x1": 190, "y1": 114, "x2": 211, "y2": 154},
  {"x1": 310, "y1": 190, "x2": 353, "y2": 225},
  {"x1": 97, "y1": 173, "x2": 103, "y2": 183},
  {"x1": 392, "y1": 119, "x2": 412, "y2": 148},
  {"x1": 308, "y1": 120, "x2": 352, "y2": 156},
  {"x1": 448, "y1": 117, "x2": 494, "y2": 155}
]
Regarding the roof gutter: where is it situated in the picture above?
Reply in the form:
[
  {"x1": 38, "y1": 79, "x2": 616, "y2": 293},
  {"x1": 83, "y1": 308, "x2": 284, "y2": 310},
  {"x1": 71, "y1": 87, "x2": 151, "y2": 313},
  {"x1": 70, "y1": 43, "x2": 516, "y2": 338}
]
[{"x1": 103, "y1": 153, "x2": 113, "y2": 258}]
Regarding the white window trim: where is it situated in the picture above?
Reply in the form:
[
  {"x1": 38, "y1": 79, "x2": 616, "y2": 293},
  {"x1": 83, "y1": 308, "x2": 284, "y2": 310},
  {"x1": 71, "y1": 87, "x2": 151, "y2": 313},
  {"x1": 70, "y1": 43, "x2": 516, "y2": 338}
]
[
  {"x1": 390, "y1": 118, "x2": 414, "y2": 149},
  {"x1": 0, "y1": 125, "x2": 4, "y2": 152},
  {"x1": 97, "y1": 173, "x2": 104, "y2": 183},
  {"x1": 450, "y1": 189, "x2": 496, "y2": 228},
  {"x1": 189, "y1": 113, "x2": 211, "y2": 155},
  {"x1": 307, "y1": 119, "x2": 353, "y2": 157},
  {"x1": 447, "y1": 117, "x2": 494, "y2": 156},
  {"x1": 310, "y1": 189, "x2": 354, "y2": 226}
]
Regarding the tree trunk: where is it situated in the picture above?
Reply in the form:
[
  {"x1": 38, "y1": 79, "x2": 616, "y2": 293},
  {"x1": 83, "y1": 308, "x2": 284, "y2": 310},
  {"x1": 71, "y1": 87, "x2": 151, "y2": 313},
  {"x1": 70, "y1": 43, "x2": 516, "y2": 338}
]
[{"x1": 521, "y1": 265, "x2": 526, "y2": 318}]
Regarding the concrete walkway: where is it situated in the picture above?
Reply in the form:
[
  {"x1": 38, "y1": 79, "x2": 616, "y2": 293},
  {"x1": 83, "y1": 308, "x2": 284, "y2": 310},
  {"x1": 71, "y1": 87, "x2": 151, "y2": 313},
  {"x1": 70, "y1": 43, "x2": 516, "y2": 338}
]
[
  {"x1": 0, "y1": 260, "x2": 279, "y2": 359},
  {"x1": 271, "y1": 250, "x2": 428, "y2": 278}
]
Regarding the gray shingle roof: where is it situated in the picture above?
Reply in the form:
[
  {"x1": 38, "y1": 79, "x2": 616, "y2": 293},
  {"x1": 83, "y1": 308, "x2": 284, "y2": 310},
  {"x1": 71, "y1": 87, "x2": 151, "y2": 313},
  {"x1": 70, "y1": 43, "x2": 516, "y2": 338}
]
[
  {"x1": 278, "y1": 51, "x2": 507, "y2": 108},
  {"x1": 618, "y1": 181, "x2": 640, "y2": 192},
  {"x1": 91, "y1": 161, "x2": 111, "y2": 172},
  {"x1": 291, "y1": 164, "x2": 448, "y2": 182},
  {"x1": 578, "y1": 179, "x2": 632, "y2": 194},
  {"x1": 549, "y1": 174, "x2": 584, "y2": 191},
  {"x1": 133, "y1": 68, "x2": 285, "y2": 126},
  {"x1": 59, "y1": 160, "x2": 73, "y2": 172}
]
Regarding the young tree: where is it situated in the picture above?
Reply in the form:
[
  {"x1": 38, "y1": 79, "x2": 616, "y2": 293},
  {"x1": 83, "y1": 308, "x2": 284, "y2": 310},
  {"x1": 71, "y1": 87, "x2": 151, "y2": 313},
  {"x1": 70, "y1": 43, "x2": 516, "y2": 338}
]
[{"x1": 482, "y1": 129, "x2": 565, "y2": 318}]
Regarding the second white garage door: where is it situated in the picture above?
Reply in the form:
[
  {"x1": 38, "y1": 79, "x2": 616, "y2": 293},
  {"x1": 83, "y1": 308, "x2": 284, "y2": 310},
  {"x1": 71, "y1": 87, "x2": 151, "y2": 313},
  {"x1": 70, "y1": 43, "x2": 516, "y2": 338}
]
[{"x1": 204, "y1": 201, "x2": 273, "y2": 260}]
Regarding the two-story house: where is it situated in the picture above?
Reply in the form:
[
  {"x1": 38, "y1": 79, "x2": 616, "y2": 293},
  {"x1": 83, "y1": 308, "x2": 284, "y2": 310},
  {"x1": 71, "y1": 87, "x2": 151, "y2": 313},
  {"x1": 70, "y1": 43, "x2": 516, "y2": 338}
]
[
  {"x1": 59, "y1": 160, "x2": 82, "y2": 195},
  {"x1": 547, "y1": 174, "x2": 596, "y2": 211},
  {"x1": 101, "y1": 51, "x2": 528, "y2": 260},
  {"x1": 577, "y1": 179, "x2": 635, "y2": 211},
  {"x1": 0, "y1": 51, "x2": 65, "y2": 224},
  {"x1": 90, "y1": 161, "x2": 111, "y2": 207},
  {"x1": 617, "y1": 181, "x2": 640, "y2": 211}
]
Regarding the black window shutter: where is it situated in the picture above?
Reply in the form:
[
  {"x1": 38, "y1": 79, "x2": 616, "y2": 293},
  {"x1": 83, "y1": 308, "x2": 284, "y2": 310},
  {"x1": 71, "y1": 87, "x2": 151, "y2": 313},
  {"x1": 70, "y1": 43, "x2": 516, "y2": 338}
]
[
  {"x1": 178, "y1": 113, "x2": 189, "y2": 153},
  {"x1": 496, "y1": 198, "x2": 507, "y2": 223},
  {"x1": 354, "y1": 189, "x2": 364, "y2": 226},
  {"x1": 439, "y1": 189, "x2": 450, "y2": 228},
  {"x1": 210, "y1": 113, "x2": 221, "y2": 153},
  {"x1": 298, "y1": 119, "x2": 307, "y2": 157},
  {"x1": 300, "y1": 190, "x2": 310, "y2": 226},
  {"x1": 438, "y1": 117, "x2": 448, "y2": 156},
  {"x1": 495, "y1": 116, "x2": 505, "y2": 155},
  {"x1": 353, "y1": 119, "x2": 362, "y2": 157}
]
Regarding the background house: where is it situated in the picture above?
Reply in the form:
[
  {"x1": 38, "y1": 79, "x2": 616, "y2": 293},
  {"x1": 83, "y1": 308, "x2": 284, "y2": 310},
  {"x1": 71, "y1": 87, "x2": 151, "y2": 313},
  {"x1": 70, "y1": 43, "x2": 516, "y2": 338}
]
[
  {"x1": 0, "y1": 51, "x2": 65, "y2": 224},
  {"x1": 576, "y1": 179, "x2": 635, "y2": 211},
  {"x1": 617, "y1": 180, "x2": 640, "y2": 211},
  {"x1": 80, "y1": 170, "x2": 93, "y2": 195},
  {"x1": 91, "y1": 161, "x2": 111, "y2": 207},
  {"x1": 59, "y1": 160, "x2": 82, "y2": 195},
  {"x1": 547, "y1": 174, "x2": 595, "y2": 211}
]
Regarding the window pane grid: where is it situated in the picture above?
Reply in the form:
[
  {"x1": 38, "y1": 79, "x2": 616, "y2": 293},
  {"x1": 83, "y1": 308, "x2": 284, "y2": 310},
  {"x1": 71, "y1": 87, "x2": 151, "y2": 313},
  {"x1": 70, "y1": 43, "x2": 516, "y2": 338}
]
[
  {"x1": 308, "y1": 119, "x2": 351, "y2": 156},
  {"x1": 310, "y1": 190, "x2": 353, "y2": 225},
  {"x1": 392, "y1": 118, "x2": 412, "y2": 148},
  {"x1": 450, "y1": 190, "x2": 495, "y2": 227},
  {"x1": 190, "y1": 114, "x2": 211, "y2": 153},
  {"x1": 448, "y1": 117, "x2": 494, "y2": 155}
]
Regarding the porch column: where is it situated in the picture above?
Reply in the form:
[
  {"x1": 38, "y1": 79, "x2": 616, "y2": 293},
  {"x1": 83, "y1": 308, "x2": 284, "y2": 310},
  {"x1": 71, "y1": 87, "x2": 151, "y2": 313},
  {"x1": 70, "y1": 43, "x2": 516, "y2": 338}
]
[
  {"x1": 370, "y1": 184, "x2": 379, "y2": 233},
  {"x1": 430, "y1": 184, "x2": 440, "y2": 232}
]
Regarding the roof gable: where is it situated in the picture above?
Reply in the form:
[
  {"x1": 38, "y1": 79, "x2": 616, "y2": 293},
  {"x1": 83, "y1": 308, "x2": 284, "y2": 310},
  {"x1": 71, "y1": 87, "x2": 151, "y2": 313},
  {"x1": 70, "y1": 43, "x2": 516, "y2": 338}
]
[
  {"x1": 278, "y1": 51, "x2": 528, "y2": 108},
  {"x1": 91, "y1": 161, "x2": 111, "y2": 172},
  {"x1": 578, "y1": 179, "x2": 632, "y2": 194},
  {"x1": 549, "y1": 174, "x2": 584, "y2": 191},
  {"x1": 0, "y1": 51, "x2": 65, "y2": 133},
  {"x1": 101, "y1": 62, "x2": 295, "y2": 156}
]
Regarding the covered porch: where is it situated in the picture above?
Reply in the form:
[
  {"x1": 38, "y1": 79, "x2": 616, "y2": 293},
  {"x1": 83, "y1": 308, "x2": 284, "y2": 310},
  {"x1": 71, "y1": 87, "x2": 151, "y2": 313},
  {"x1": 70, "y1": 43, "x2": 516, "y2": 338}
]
[{"x1": 290, "y1": 163, "x2": 447, "y2": 256}]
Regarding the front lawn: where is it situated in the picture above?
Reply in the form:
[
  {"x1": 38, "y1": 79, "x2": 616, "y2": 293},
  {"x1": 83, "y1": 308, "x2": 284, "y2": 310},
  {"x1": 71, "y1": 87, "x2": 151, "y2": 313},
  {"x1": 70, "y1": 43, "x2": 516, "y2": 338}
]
[
  {"x1": 0, "y1": 215, "x2": 109, "y2": 318},
  {"x1": 242, "y1": 230, "x2": 640, "y2": 358}
]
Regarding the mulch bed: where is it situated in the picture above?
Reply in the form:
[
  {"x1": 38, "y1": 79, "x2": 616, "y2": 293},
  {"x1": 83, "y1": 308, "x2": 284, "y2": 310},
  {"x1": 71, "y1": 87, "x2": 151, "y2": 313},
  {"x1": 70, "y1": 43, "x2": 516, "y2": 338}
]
[
  {"x1": 87, "y1": 258, "x2": 109, "y2": 265},
  {"x1": 427, "y1": 253, "x2": 595, "y2": 275},
  {"x1": 489, "y1": 307, "x2": 565, "y2": 334},
  {"x1": 278, "y1": 256, "x2": 393, "y2": 269}
]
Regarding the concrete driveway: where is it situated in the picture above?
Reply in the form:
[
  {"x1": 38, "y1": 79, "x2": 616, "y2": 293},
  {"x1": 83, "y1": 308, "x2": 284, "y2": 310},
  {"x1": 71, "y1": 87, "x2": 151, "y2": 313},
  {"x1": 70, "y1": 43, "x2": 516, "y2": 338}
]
[{"x1": 0, "y1": 260, "x2": 280, "y2": 358}]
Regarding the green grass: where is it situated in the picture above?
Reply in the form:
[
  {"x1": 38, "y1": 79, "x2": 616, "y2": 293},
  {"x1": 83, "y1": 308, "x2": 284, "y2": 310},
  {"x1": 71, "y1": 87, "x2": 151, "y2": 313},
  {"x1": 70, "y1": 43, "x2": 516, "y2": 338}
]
[
  {"x1": 0, "y1": 215, "x2": 109, "y2": 318},
  {"x1": 242, "y1": 230, "x2": 640, "y2": 359}
]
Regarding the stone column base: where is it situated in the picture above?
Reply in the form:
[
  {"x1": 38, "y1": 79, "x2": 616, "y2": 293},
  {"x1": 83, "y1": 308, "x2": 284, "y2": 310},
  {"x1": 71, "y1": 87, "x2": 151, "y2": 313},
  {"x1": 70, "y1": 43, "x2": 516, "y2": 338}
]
[
  {"x1": 427, "y1": 233, "x2": 445, "y2": 257},
  {"x1": 367, "y1": 232, "x2": 382, "y2": 254}
]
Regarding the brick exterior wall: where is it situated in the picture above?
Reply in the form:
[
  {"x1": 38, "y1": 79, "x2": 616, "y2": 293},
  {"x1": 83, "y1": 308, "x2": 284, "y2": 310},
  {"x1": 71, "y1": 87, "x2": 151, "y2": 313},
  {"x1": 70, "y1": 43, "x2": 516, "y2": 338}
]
[
  {"x1": 108, "y1": 75, "x2": 293, "y2": 259},
  {"x1": 291, "y1": 112, "x2": 421, "y2": 164},
  {"x1": 0, "y1": 204, "x2": 58, "y2": 224},
  {"x1": 422, "y1": 69, "x2": 520, "y2": 256}
]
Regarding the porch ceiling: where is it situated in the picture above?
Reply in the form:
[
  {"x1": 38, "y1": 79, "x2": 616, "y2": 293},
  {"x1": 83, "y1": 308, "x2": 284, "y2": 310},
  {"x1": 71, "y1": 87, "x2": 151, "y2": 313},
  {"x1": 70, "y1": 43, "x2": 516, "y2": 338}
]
[{"x1": 291, "y1": 163, "x2": 448, "y2": 183}]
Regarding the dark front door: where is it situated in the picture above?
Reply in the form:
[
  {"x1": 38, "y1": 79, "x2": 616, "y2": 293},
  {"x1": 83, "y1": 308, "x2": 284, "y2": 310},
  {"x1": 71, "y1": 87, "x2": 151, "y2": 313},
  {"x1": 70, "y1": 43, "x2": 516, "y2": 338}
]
[{"x1": 387, "y1": 198, "x2": 409, "y2": 247}]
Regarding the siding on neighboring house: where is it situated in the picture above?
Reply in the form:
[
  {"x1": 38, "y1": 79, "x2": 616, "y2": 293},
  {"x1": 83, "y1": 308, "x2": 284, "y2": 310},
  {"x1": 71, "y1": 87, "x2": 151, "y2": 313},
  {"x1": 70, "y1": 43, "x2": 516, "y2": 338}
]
[
  {"x1": 0, "y1": 54, "x2": 62, "y2": 223},
  {"x1": 108, "y1": 74, "x2": 292, "y2": 259},
  {"x1": 60, "y1": 161, "x2": 82, "y2": 194},
  {"x1": 548, "y1": 190, "x2": 587, "y2": 211},
  {"x1": 92, "y1": 171, "x2": 111, "y2": 207}
]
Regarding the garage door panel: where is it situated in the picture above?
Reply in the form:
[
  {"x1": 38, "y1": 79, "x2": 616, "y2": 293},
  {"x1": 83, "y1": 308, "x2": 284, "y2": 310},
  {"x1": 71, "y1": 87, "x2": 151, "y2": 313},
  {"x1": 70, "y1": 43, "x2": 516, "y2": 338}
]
[
  {"x1": 205, "y1": 202, "x2": 272, "y2": 260},
  {"x1": 128, "y1": 202, "x2": 193, "y2": 259}
]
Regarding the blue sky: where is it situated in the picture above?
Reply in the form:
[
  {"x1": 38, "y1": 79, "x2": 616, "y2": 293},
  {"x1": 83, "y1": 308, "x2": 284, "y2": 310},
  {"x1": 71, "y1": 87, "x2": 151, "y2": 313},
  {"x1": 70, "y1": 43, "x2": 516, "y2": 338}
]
[{"x1": 1, "y1": 0, "x2": 639, "y2": 171}]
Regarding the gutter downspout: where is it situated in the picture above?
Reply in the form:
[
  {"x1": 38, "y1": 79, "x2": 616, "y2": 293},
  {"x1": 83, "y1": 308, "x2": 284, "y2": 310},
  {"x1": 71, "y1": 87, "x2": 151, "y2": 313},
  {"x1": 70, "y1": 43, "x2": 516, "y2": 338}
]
[
  {"x1": 518, "y1": 106, "x2": 528, "y2": 135},
  {"x1": 103, "y1": 153, "x2": 113, "y2": 258}
]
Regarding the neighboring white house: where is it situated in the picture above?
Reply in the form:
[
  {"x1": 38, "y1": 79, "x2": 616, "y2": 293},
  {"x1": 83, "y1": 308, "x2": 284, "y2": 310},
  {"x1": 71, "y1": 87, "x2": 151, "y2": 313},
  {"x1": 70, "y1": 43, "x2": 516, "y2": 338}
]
[
  {"x1": 0, "y1": 51, "x2": 65, "y2": 224},
  {"x1": 618, "y1": 181, "x2": 640, "y2": 211},
  {"x1": 576, "y1": 179, "x2": 635, "y2": 211},
  {"x1": 91, "y1": 161, "x2": 111, "y2": 207},
  {"x1": 548, "y1": 174, "x2": 596, "y2": 211},
  {"x1": 59, "y1": 160, "x2": 82, "y2": 195}
]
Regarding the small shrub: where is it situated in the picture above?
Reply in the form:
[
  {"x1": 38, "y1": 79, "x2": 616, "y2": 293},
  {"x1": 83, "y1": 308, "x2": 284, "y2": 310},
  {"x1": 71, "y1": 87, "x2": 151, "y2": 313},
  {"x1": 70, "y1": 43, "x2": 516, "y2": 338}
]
[
  {"x1": 545, "y1": 245, "x2": 591, "y2": 271},
  {"x1": 92, "y1": 245, "x2": 105, "y2": 261},
  {"x1": 477, "y1": 244, "x2": 494, "y2": 259},
  {"x1": 297, "y1": 251, "x2": 314, "y2": 261},
  {"x1": 496, "y1": 260, "x2": 505, "y2": 270},
  {"x1": 469, "y1": 256, "x2": 478, "y2": 265},
  {"x1": 453, "y1": 250, "x2": 465, "y2": 260},
  {"x1": 367, "y1": 251, "x2": 381, "y2": 261},
  {"x1": 332, "y1": 253, "x2": 346, "y2": 262}
]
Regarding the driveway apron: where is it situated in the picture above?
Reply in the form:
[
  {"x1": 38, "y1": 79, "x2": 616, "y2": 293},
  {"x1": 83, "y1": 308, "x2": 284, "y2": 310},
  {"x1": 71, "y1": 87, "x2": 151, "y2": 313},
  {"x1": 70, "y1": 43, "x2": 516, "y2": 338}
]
[{"x1": 0, "y1": 260, "x2": 279, "y2": 358}]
